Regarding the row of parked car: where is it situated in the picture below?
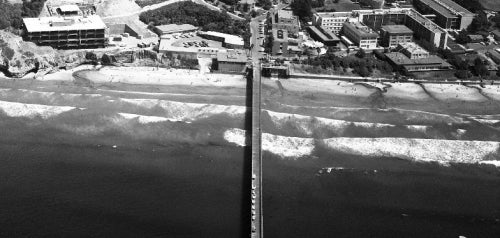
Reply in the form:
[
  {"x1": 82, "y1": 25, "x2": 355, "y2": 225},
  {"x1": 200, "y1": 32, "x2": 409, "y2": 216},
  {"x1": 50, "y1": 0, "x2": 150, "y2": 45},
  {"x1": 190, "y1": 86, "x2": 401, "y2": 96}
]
[{"x1": 251, "y1": 173, "x2": 257, "y2": 234}]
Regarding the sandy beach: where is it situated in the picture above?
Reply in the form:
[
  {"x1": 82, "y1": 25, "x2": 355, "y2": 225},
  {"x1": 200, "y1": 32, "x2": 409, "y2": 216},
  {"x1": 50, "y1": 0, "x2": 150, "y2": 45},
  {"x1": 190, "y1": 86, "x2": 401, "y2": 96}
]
[{"x1": 74, "y1": 66, "x2": 247, "y2": 88}]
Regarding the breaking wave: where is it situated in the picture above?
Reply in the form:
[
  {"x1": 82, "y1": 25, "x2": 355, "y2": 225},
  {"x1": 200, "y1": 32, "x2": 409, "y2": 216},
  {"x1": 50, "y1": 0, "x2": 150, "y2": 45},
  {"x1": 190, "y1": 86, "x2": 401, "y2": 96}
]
[
  {"x1": 120, "y1": 98, "x2": 247, "y2": 121},
  {"x1": 0, "y1": 100, "x2": 76, "y2": 119},
  {"x1": 223, "y1": 128, "x2": 500, "y2": 166}
]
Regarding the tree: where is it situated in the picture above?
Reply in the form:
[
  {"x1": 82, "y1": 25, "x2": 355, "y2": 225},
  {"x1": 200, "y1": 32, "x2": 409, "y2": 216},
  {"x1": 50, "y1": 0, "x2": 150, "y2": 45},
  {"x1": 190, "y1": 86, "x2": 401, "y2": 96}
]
[
  {"x1": 101, "y1": 53, "x2": 113, "y2": 65},
  {"x1": 474, "y1": 57, "x2": 489, "y2": 78},
  {"x1": 290, "y1": 0, "x2": 312, "y2": 21},
  {"x1": 85, "y1": 52, "x2": 98, "y2": 64},
  {"x1": 467, "y1": 12, "x2": 490, "y2": 33},
  {"x1": 455, "y1": 30, "x2": 470, "y2": 44},
  {"x1": 355, "y1": 49, "x2": 366, "y2": 58},
  {"x1": 455, "y1": 69, "x2": 470, "y2": 79}
]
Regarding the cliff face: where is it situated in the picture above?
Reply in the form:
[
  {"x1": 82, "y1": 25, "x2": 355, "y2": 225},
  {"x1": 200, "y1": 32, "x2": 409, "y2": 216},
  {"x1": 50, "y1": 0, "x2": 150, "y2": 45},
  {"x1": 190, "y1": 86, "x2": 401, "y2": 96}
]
[{"x1": 0, "y1": 30, "x2": 86, "y2": 78}]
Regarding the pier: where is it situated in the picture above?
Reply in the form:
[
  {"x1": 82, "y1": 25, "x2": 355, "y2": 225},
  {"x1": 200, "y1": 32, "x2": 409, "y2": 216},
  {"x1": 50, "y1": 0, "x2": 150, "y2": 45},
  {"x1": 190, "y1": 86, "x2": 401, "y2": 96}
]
[{"x1": 250, "y1": 62, "x2": 263, "y2": 238}]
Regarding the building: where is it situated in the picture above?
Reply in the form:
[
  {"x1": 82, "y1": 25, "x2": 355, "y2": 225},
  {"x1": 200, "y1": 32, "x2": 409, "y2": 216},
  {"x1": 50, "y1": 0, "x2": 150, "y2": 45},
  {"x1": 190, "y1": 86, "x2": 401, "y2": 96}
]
[
  {"x1": 216, "y1": 50, "x2": 247, "y2": 73},
  {"x1": 342, "y1": 22, "x2": 379, "y2": 50},
  {"x1": 385, "y1": 52, "x2": 451, "y2": 72},
  {"x1": 108, "y1": 23, "x2": 140, "y2": 38},
  {"x1": 22, "y1": 15, "x2": 106, "y2": 49},
  {"x1": 239, "y1": 0, "x2": 255, "y2": 10},
  {"x1": 380, "y1": 25, "x2": 413, "y2": 48},
  {"x1": 271, "y1": 28, "x2": 303, "y2": 56},
  {"x1": 306, "y1": 26, "x2": 340, "y2": 46},
  {"x1": 413, "y1": 0, "x2": 475, "y2": 30},
  {"x1": 313, "y1": 12, "x2": 354, "y2": 35},
  {"x1": 467, "y1": 34, "x2": 484, "y2": 43},
  {"x1": 153, "y1": 24, "x2": 198, "y2": 36},
  {"x1": 355, "y1": 8, "x2": 449, "y2": 49},
  {"x1": 315, "y1": 8, "x2": 448, "y2": 49},
  {"x1": 486, "y1": 49, "x2": 500, "y2": 64},
  {"x1": 396, "y1": 42, "x2": 430, "y2": 59},
  {"x1": 402, "y1": 9, "x2": 448, "y2": 49},
  {"x1": 271, "y1": 7, "x2": 300, "y2": 34},
  {"x1": 56, "y1": 5, "x2": 81, "y2": 16},
  {"x1": 386, "y1": 42, "x2": 450, "y2": 72},
  {"x1": 198, "y1": 31, "x2": 244, "y2": 49}
]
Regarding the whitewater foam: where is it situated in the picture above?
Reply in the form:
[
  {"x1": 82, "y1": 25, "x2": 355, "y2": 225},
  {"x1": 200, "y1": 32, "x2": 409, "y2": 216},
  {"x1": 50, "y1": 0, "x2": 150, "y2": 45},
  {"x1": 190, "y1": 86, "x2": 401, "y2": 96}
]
[
  {"x1": 121, "y1": 98, "x2": 247, "y2": 121},
  {"x1": 322, "y1": 137, "x2": 500, "y2": 166},
  {"x1": 0, "y1": 100, "x2": 76, "y2": 119},
  {"x1": 118, "y1": 113, "x2": 182, "y2": 124},
  {"x1": 223, "y1": 128, "x2": 314, "y2": 159},
  {"x1": 223, "y1": 128, "x2": 247, "y2": 147}
]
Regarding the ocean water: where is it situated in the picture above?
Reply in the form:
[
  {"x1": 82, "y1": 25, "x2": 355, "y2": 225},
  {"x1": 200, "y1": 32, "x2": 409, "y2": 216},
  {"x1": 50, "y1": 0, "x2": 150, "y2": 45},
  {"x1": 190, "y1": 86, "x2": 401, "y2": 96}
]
[
  {"x1": 262, "y1": 152, "x2": 500, "y2": 238},
  {"x1": 0, "y1": 88, "x2": 251, "y2": 237}
]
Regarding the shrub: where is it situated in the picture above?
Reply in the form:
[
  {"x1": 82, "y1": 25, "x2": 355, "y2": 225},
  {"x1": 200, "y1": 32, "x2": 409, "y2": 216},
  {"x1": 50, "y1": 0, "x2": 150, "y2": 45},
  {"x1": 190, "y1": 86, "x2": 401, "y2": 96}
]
[{"x1": 1, "y1": 46, "x2": 15, "y2": 60}]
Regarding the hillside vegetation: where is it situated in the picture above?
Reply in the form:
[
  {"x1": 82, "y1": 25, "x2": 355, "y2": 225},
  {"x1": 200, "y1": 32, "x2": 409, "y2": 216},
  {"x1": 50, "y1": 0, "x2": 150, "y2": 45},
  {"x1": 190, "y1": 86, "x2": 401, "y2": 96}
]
[
  {"x1": 139, "y1": 1, "x2": 249, "y2": 37},
  {"x1": 0, "y1": 0, "x2": 47, "y2": 30}
]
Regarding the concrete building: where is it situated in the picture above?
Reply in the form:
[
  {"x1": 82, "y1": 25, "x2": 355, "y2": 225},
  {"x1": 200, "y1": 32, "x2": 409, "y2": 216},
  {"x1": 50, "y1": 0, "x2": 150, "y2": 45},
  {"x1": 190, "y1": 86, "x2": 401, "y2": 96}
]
[
  {"x1": 313, "y1": 12, "x2": 354, "y2": 35},
  {"x1": 108, "y1": 23, "x2": 140, "y2": 38},
  {"x1": 413, "y1": 0, "x2": 475, "y2": 30},
  {"x1": 315, "y1": 8, "x2": 448, "y2": 49},
  {"x1": 56, "y1": 5, "x2": 81, "y2": 16},
  {"x1": 342, "y1": 22, "x2": 379, "y2": 50},
  {"x1": 380, "y1": 25, "x2": 413, "y2": 48},
  {"x1": 271, "y1": 7, "x2": 300, "y2": 34},
  {"x1": 396, "y1": 42, "x2": 430, "y2": 59},
  {"x1": 198, "y1": 31, "x2": 244, "y2": 49},
  {"x1": 271, "y1": 28, "x2": 303, "y2": 56},
  {"x1": 306, "y1": 26, "x2": 340, "y2": 46},
  {"x1": 216, "y1": 50, "x2": 247, "y2": 73},
  {"x1": 153, "y1": 24, "x2": 198, "y2": 36},
  {"x1": 486, "y1": 49, "x2": 500, "y2": 64},
  {"x1": 22, "y1": 15, "x2": 106, "y2": 49},
  {"x1": 386, "y1": 42, "x2": 450, "y2": 72},
  {"x1": 385, "y1": 52, "x2": 451, "y2": 72}
]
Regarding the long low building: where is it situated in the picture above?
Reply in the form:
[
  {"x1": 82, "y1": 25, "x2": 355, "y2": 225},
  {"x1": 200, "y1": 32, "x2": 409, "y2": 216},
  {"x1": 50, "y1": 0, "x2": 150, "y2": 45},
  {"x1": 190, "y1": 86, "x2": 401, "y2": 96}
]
[
  {"x1": 306, "y1": 26, "x2": 340, "y2": 46},
  {"x1": 216, "y1": 49, "x2": 247, "y2": 73},
  {"x1": 22, "y1": 15, "x2": 106, "y2": 49},
  {"x1": 153, "y1": 24, "x2": 198, "y2": 36},
  {"x1": 198, "y1": 31, "x2": 244, "y2": 49},
  {"x1": 413, "y1": 0, "x2": 474, "y2": 30},
  {"x1": 385, "y1": 52, "x2": 451, "y2": 72}
]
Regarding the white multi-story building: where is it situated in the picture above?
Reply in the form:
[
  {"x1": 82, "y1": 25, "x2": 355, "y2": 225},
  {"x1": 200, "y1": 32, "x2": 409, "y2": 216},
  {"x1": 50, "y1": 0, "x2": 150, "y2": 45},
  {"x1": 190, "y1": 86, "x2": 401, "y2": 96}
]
[{"x1": 313, "y1": 12, "x2": 358, "y2": 35}]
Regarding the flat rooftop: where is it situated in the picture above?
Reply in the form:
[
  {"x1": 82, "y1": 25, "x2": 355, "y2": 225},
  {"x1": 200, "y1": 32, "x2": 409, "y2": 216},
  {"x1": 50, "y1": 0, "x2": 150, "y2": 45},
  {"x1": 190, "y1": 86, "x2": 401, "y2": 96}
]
[
  {"x1": 405, "y1": 9, "x2": 447, "y2": 34},
  {"x1": 217, "y1": 49, "x2": 247, "y2": 63},
  {"x1": 58, "y1": 4, "x2": 80, "y2": 13},
  {"x1": 418, "y1": 0, "x2": 459, "y2": 18},
  {"x1": 381, "y1": 25, "x2": 413, "y2": 34},
  {"x1": 278, "y1": 9, "x2": 294, "y2": 19},
  {"x1": 343, "y1": 22, "x2": 379, "y2": 38},
  {"x1": 386, "y1": 52, "x2": 450, "y2": 66},
  {"x1": 315, "y1": 12, "x2": 353, "y2": 18},
  {"x1": 155, "y1": 24, "x2": 198, "y2": 34},
  {"x1": 307, "y1": 26, "x2": 340, "y2": 41},
  {"x1": 23, "y1": 15, "x2": 106, "y2": 32},
  {"x1": 199, "y1": 31, "x2": 244, "y2": 46},
  {"x1": 421, "y1": 0, "x2": 472, "y2": 16},
  {"x1": 398, "y1": 42, "x2": 427, "y2": 52}
]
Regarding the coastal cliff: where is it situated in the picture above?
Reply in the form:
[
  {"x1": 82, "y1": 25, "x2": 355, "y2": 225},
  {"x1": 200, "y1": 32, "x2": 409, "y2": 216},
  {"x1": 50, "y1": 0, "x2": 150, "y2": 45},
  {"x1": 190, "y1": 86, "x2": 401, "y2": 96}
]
[{"x1": 0, "y1": 30, "x2": 86, "y2": 78}]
